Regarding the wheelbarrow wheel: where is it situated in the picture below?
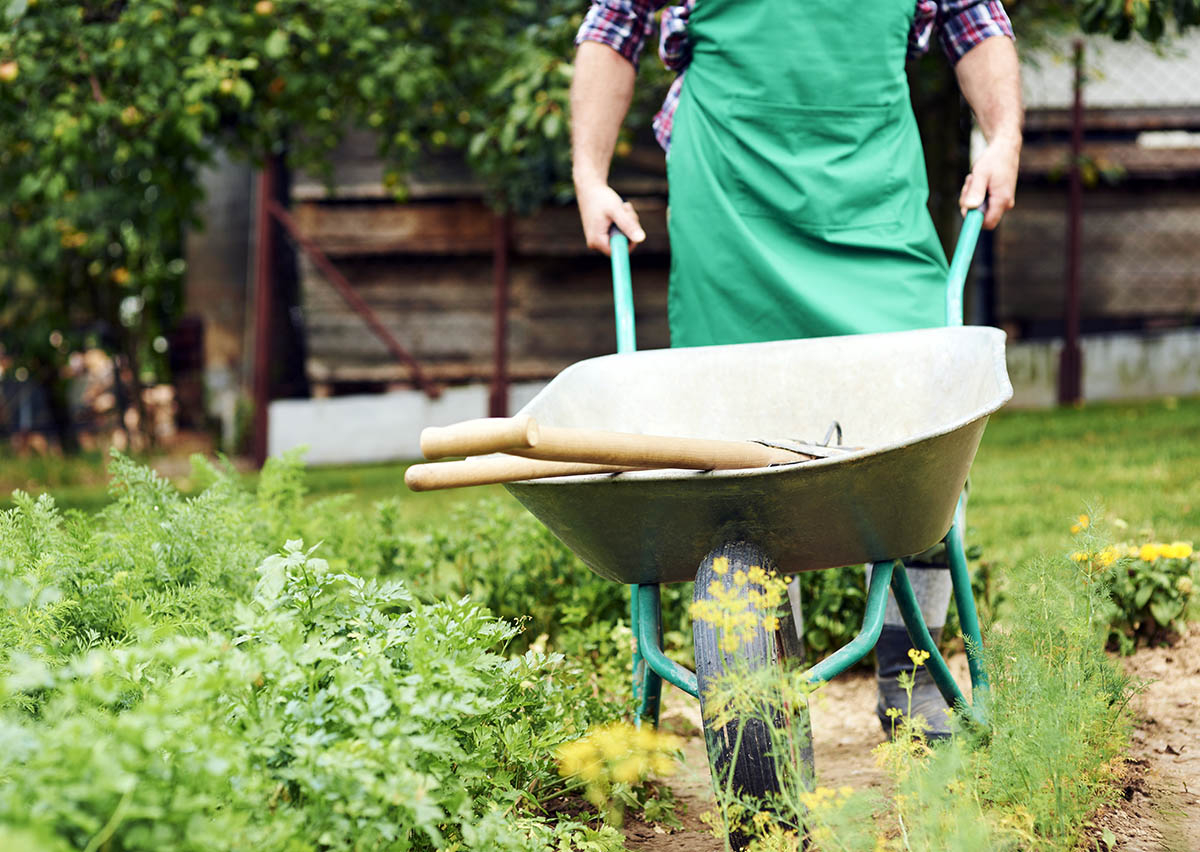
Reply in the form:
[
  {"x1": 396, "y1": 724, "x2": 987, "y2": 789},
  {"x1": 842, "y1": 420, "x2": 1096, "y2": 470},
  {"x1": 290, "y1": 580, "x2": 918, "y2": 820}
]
[{"x1": 693, "y1": 541, "x2": 813, "y2": 849}]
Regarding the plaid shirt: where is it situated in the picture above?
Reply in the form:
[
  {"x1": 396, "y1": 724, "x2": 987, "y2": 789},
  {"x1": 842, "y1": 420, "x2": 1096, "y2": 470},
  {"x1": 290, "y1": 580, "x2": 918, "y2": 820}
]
[{"x1": 577, "y1": 1, "x2": 1015, "y2": 151}]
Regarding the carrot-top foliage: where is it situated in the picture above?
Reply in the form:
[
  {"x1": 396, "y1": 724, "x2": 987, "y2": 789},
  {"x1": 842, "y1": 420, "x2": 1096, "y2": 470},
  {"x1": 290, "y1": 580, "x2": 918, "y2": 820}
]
[{"x1": 0, "y1": 451, "x2": 674, "y2": 851}]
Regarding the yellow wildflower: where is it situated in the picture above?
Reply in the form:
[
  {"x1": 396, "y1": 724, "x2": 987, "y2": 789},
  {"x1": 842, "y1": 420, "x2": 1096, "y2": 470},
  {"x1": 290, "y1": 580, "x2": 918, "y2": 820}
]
[
  {"x1": 762, "y1": 615, "x2": 780, "y2": 632},
  {"x1": 907, "y1": 648, "x2": 930, "y2": 667},
  {"x1": 1162, "y1": 542, "x2": 1194, "y2": 560},
  {"x1": 1071, "y1": 514, "x2": 1090, "y2": 534},
  {"x1": 712, "y1": 556, "x2": 729, "y2": 575},
  {"x1": 1096, "y1": 546, "x2": 1118, "y2": 568},
  {"x1": 733, "y1": 569, "x2": 748, "y2": 586},
  {"x1": 556, "y1": 722, "x2": 682, "y2": 813},
  {"x1": 1070, "y1": 551, "x2": 1089, "y2": 562},
  {"x1": 1139, "y1": 543, "x2": 1161, "y2": 562}
]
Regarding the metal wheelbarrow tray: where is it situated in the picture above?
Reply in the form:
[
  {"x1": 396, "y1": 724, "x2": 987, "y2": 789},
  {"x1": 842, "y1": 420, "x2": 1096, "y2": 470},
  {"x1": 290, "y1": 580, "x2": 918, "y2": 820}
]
[{"x1": 505, "y1": 325, "x2": 1013, "y2": 585}]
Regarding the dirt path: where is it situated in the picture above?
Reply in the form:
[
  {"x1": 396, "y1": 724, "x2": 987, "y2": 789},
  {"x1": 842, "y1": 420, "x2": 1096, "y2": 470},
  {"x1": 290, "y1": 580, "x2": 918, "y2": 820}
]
[
  {"x1": 622, "y1": 662, "x2": 933, "y2": 850},
  {"x1": 1091, "y1": 625, "x2": 1200, "y2": 852},
  {"x1": 624, "y1": 639, "x2": 1200, "y2": 852}
]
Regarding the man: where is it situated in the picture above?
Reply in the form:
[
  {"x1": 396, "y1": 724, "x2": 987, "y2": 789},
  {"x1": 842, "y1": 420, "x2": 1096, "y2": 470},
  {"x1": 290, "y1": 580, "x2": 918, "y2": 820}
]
[{"x1": 570, "y1": 0, "x2": 1022, "y2": 737}]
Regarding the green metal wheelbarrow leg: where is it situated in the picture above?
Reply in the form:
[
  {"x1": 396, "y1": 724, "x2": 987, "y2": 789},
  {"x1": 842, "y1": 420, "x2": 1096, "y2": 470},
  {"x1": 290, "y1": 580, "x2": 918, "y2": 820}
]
[
  {"x1": 637, "y1": 584, "x2": 699, "y2": 703},
  {"x1": 803, "y1": 560, "x2": 895, "y2": 684},
  {"x1": 947, "y1": 496, "x2": 989, "y2": 697},
  {"x1": 890, "y1": 559, "x2": 986, "y2": 727},
  {"x1": 633, "y1": 586, "x2": 668, "y2": 722}
]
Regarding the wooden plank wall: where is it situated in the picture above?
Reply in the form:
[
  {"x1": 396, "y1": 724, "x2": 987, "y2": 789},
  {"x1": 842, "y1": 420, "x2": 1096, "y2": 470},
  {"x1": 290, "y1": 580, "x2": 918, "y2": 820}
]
[
  {"x1": 294, "y1": 194, "x2": 671, "y2": 390},
  {"x1": 291, "y1": 130, "x2": 671, "y2": 391}
]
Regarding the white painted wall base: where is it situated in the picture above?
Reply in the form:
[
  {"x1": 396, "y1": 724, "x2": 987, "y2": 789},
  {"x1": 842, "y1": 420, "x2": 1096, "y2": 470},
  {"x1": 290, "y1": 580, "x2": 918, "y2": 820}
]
[
  {"x1": 268, "y1": 381, "x2": 548, "y2": 464},
  {"x1": 269, "y1": 328, "x2": 1200, "y2": 464},
  {"x1": 1007, "y1": 328, "x2": 1200, "y2": 408}
]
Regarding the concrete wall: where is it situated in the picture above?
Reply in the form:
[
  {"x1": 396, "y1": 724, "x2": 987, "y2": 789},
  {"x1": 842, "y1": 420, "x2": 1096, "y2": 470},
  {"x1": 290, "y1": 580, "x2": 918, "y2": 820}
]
[
  {"x1": 268, "y1": 381, "x2": 547, "y2": 465},
  {"x1": 269, "y1": 329, "x2": 1200, "y2": 464},
  {"x1": 1008, "y1": 328, "x2": 1200, "y2": 408}
]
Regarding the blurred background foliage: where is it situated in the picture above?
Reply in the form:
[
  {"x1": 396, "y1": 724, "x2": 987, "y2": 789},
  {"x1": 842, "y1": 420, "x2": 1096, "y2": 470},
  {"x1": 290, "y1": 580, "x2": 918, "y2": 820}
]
[{"x1": 2, "y1": 0, "x2": 1198, "y2": 451}]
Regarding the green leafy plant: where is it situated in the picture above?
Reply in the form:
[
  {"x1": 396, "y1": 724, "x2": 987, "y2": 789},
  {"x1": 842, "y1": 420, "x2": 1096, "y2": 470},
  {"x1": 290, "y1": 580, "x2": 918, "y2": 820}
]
[
  {"x1": 0, "y1": 452, "x2": 678, "y2": 850},
  {"x1": 1067, "y1": 522, "x2": 1197, "y2": 652}
]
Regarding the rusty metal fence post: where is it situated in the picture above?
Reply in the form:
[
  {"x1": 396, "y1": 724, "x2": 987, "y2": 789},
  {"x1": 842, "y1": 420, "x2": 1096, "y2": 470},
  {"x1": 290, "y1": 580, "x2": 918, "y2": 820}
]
[
  {"x1": 1059, "y1": 39, "x2": 1085, "y2": 405},
  {"x1": 489, "y1": 212, "x2": 512, "y2": 418}
]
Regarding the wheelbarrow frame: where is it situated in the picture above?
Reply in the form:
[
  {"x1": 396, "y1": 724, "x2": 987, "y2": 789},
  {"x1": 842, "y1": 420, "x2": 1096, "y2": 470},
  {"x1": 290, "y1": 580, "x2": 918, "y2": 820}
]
[{"x1": 603, "y1": 208, "x2": 994, "y2": 726}]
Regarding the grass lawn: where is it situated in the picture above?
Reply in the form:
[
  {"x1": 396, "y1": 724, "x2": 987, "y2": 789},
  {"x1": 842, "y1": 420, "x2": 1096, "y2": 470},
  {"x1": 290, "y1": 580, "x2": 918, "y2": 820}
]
[
  {"x1": 969, "y1": 395, "x2": 1200, "y2": 573},
  {"x1": 4, "y1": 396, "x2": 1197, "y2": 570}
]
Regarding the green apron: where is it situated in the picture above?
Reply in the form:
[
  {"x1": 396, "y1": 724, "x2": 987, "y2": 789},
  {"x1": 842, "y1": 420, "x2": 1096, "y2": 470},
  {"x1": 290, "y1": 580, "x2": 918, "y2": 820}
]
[{"x1": 666, "y1": 0, "x2": 949, "y2": 346}]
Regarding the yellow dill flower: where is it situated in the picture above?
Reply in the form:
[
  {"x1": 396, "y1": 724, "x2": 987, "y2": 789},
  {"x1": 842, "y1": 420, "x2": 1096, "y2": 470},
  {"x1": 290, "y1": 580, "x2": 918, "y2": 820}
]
[
  {"x1": 907, "y1": 648, "x2": 930, "y2": 667},
  {"x1": 762, "y1": 615, "x2": 780, "y2": 631},
  {"x1": 1163, "y1": 541, "x2": 1194, "y2": 560},
  {"x1": 1070, "y1": 551, "x2": 1089, "y2": 562},
  {"x1": 1071, "y1": 514, "x2": 1090, "y2": 534},
  {"x1": 1096, "y1": 546, "x2": 1118, "y2": 568},
  {"x1": 733, "y1": 569, "x2": 748, "y2": 586},
  {"x1": 612, "y1": 757, "x2": 643, "y2": 784},
  {"x1": 712, "y1": 556, "x2": 729, "y2": 575}
]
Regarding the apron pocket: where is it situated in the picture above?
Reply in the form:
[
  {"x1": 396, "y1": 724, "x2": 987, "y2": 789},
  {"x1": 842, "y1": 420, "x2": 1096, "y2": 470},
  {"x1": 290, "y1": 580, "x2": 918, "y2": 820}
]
[{"x1": 727, "y1": 100, "x2": 907, "y2": 231}]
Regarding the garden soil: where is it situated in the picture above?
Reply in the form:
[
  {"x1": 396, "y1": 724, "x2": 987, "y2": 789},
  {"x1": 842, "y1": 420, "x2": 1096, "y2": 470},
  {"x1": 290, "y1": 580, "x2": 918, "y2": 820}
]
[
  {"x1": 625, "y1": 639, "x2": 1200, "y2": 851},
  {"x1": 1089, "y1": 624, "x2": 1200, "y2": 852}
]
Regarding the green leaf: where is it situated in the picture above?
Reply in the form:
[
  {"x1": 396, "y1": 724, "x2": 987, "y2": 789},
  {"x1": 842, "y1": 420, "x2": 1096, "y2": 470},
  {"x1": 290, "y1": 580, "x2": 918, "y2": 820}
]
[
  {"x1": 264, "y1": 29, "x2": 289, "y2": 60},
  {"x1": 189, "y1": 32, "x2": 212, "y2": 56},
  {"x1": 1149, "y1": 597, "x2": 1180, "y2": 626},
  {"x1": 4, "y1": 0, "x2": 27, "y2": 21}
]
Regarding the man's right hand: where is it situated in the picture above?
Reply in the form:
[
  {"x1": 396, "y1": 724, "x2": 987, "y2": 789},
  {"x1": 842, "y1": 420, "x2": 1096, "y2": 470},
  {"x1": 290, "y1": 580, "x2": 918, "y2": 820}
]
[
  {"x1": 571, "y1": 40, "x2": 642, "y2": 257},
  {"x1": 576, "y1": 181, "x2": 646, "y2": 257}
]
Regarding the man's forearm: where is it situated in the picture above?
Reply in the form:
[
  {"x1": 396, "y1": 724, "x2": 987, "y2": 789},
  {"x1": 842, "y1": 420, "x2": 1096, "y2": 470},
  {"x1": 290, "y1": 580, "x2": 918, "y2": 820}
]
[
  {"x1": 570, "y1": 40, "x2": 645, "y2": 253},
  {"x1": 955, "y1": 35, "x2": 1022, "y2": 146},
  {"x1": 954, "y1": 35, "x2": 1023, "y2": 227},
  {"x1": 571, "y1": 41, "x2": 637, "y2": 189}
]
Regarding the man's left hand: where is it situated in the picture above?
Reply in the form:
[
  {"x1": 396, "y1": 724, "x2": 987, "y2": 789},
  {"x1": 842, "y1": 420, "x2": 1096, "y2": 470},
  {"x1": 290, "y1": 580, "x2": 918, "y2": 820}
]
[
  {"x1": 954, "y1": 35, "x2": 1023, "y2": 230},
  {"x1": 960, "y1": 133, "x2": 1021, "y2": 230}
]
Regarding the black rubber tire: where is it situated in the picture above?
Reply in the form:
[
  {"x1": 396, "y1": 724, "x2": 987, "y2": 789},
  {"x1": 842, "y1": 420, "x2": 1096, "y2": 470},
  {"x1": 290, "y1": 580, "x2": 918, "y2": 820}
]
[{"x1": 693, "y1": 541, "x2": 813, "y2": 849}]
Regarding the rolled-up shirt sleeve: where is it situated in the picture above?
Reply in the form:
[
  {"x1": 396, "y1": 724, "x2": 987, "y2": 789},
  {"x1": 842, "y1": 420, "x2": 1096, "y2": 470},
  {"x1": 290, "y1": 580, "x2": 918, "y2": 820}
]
[
  {"x1": 938, "y1": 1, "x2": 1015, "y2": 64},
  {"x1": 575, "y1": 1, "x2": 664, "y2": 69}
]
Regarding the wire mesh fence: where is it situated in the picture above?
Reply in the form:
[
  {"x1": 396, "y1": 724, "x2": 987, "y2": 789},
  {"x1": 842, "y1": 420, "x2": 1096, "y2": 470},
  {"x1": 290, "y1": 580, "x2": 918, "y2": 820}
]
[{"x1": 993, "y1": 33, "x2": 1200, "y2": 336}]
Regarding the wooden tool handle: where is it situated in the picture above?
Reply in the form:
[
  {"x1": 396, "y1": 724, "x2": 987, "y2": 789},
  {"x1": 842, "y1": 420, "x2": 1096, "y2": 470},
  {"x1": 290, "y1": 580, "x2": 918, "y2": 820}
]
[
  {"x1": 511, "y1": 424, "x2": 807, "y2": 470},
  {"x1": 420, "y1": 415, "x2": 539, "y2": 459},
  {"x1": 418, "y1": 415, "x2": 812, "y2": 471},
  {"x1": 405, "y1": 456, "x2": 637, "y2": 491}
]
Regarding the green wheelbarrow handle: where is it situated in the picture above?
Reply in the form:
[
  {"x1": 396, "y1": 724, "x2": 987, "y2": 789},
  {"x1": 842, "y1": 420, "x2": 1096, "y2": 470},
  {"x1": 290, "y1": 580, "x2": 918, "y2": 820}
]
[
  {"x1": 946, "y1": 201, "x2": 987, "y2": 328},
  {"x1": 608, "y1": 225, "x2": 636, "y2": 354}
]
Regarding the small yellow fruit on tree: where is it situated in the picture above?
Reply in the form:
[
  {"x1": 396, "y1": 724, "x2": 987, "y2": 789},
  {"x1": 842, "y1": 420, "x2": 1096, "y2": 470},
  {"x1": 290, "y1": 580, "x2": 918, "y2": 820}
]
[
  {"x1": 0, "y1": 61, "x2": 19, "y2": 83},
  {"x1": 254, "y1": 0, "x2": 274, "y2": 14}
]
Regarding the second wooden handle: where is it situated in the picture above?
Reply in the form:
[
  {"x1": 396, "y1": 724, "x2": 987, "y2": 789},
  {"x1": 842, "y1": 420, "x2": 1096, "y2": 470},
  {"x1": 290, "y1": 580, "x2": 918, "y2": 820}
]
[{"x1": 405, "y1": 456, "x2": 637, "y2": 491}]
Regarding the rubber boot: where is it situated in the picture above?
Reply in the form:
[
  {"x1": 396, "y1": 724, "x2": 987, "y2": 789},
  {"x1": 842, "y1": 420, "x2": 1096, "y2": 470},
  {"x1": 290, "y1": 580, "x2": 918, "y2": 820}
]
[
  {"x1": 867, "y1": 555, "x2": 954, "y2": 741},
  {"x1": 874, "y1": 623, "x2": 951, "y2": 740}
]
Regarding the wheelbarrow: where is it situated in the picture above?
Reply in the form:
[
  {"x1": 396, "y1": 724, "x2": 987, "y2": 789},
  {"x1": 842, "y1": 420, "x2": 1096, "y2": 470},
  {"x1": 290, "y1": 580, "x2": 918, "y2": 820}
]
[{"x1": 408, "y1": 206, "x2": 1011, "y2": 835}]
